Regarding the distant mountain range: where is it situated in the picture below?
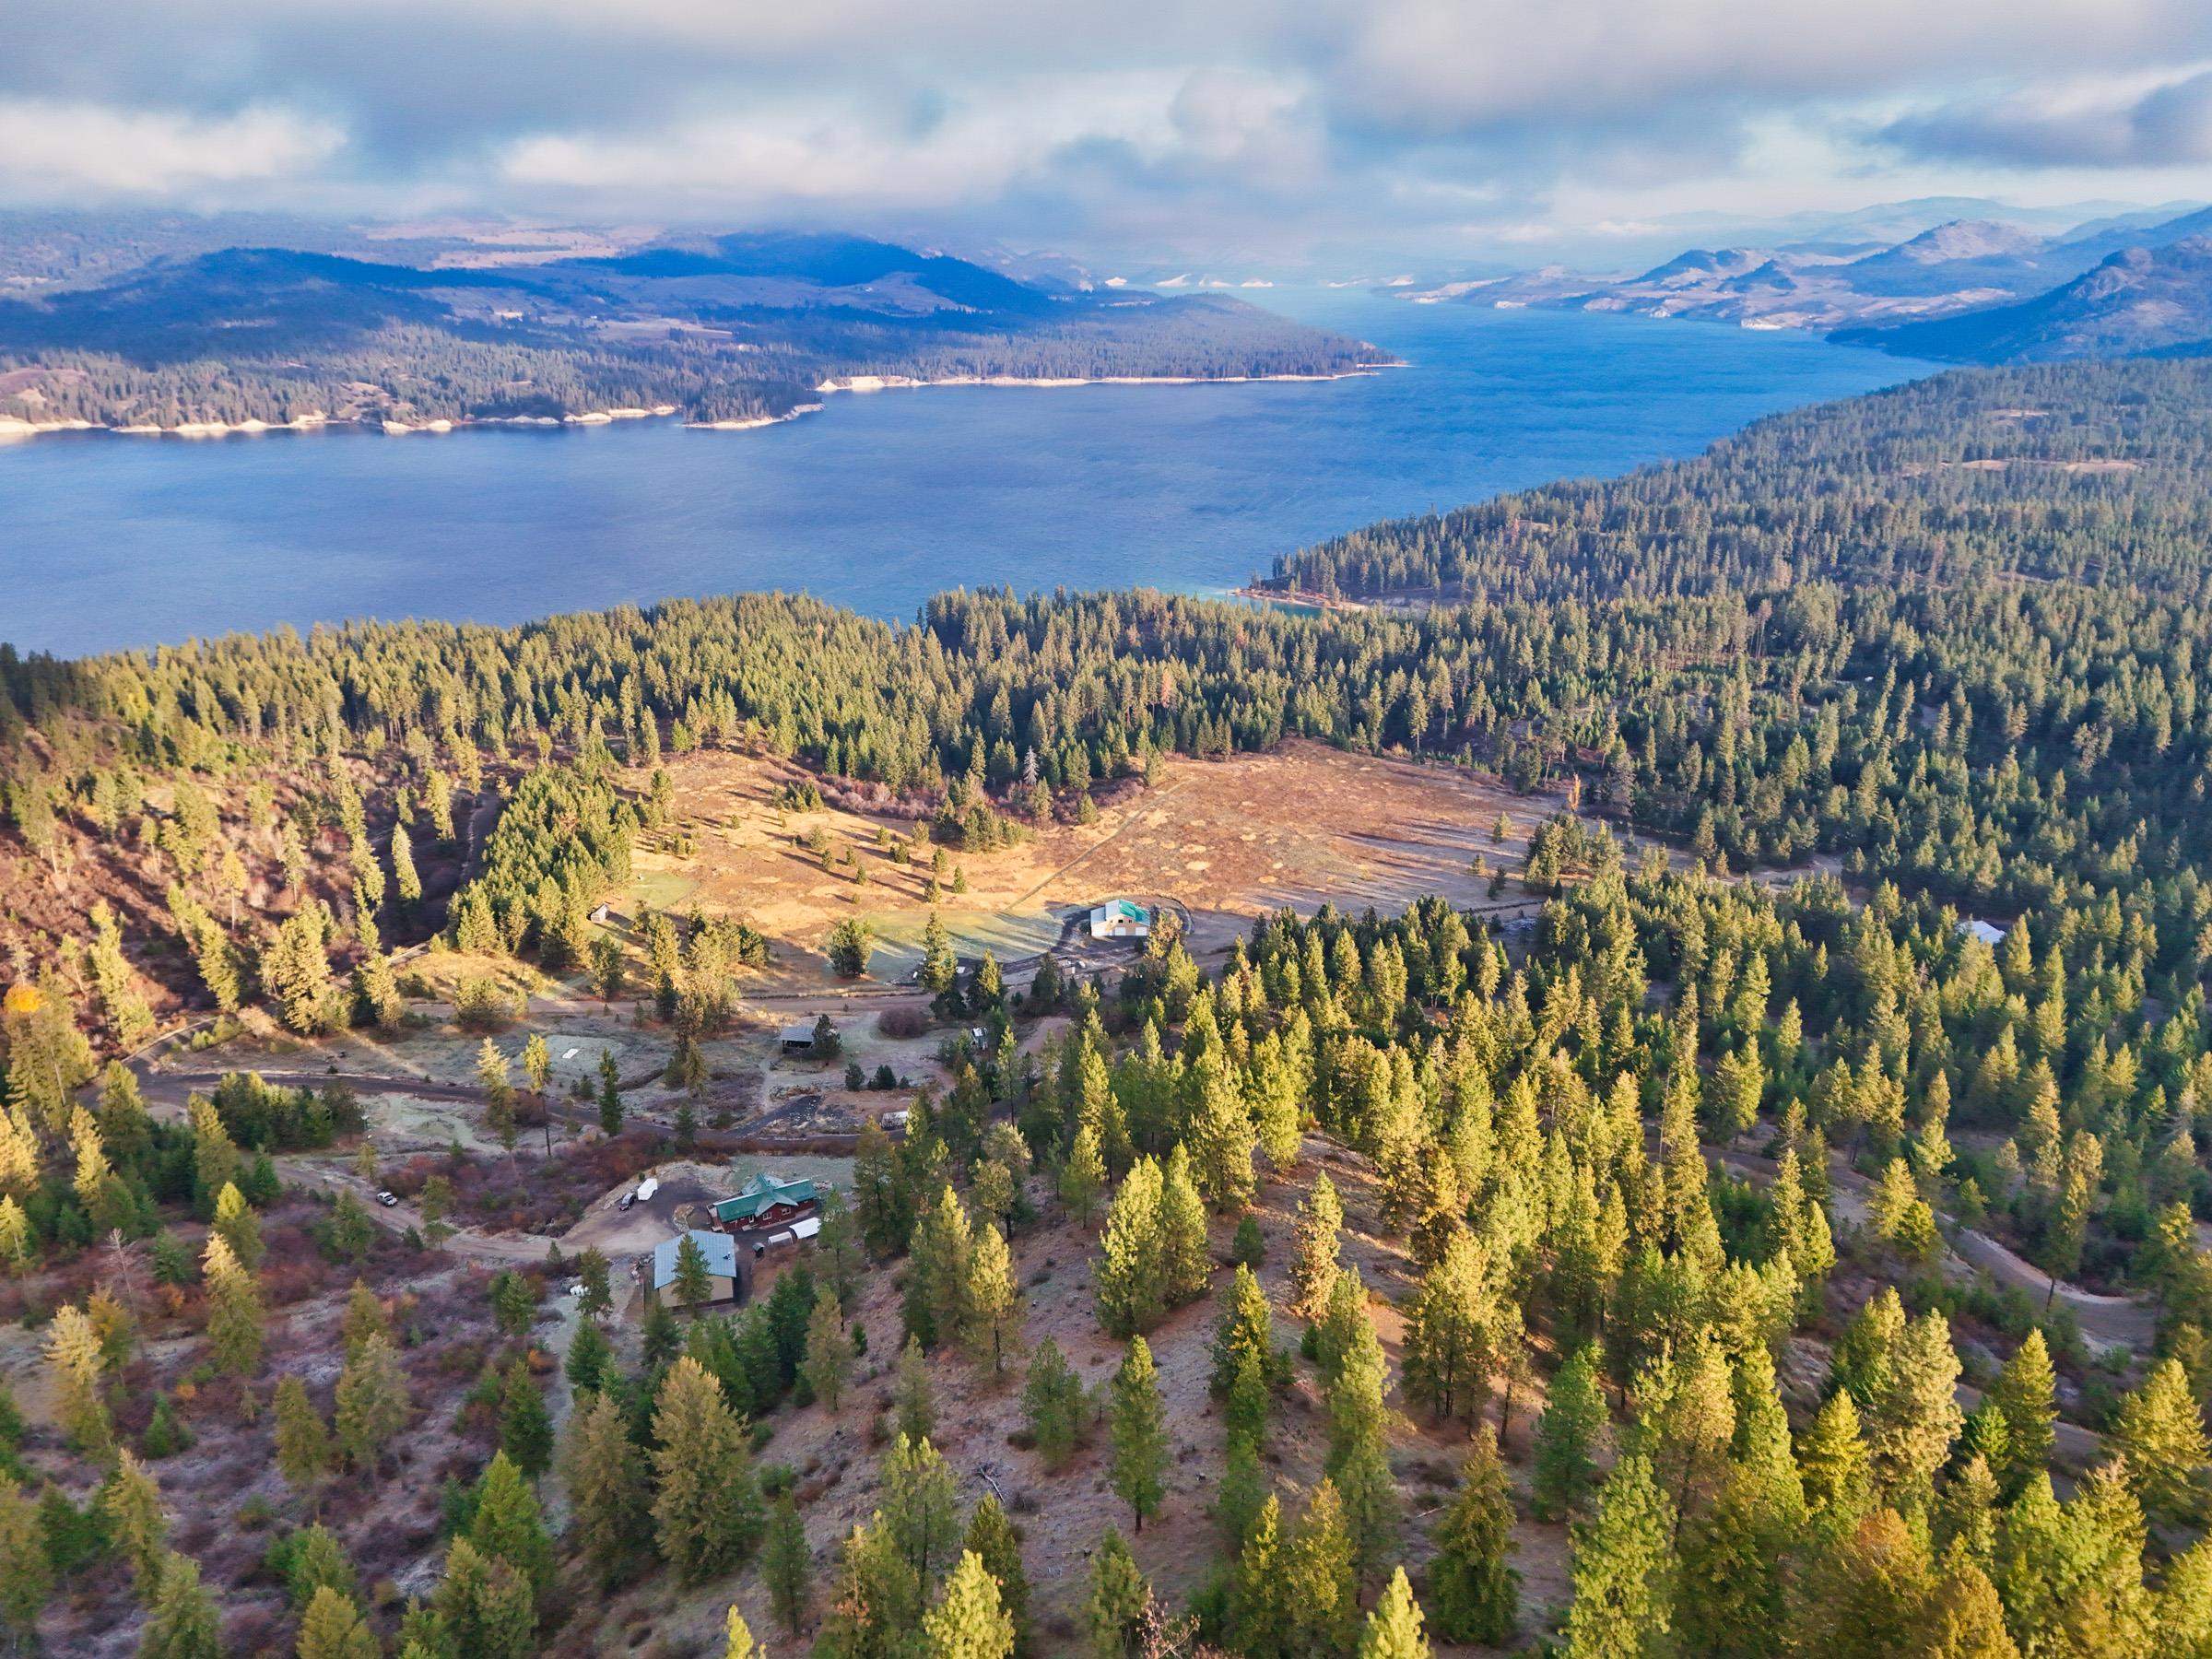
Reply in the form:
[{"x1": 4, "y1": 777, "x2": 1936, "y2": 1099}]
[
  {"x1": 1409, "y1": 204, "x2": 2212, "y2": 364},
  {"x1": 0, "y1": 231, "x2": 1390, "y2": 434}
]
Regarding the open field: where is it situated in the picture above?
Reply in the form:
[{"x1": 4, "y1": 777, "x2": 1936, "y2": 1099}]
[{"x1": 628, "y1": 738, "x2": 1567, "y2": 985}]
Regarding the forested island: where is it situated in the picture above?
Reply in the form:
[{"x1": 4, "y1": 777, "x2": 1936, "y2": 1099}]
[
  {"x1": 0, "y1": 235, "x2": 1391, "y2": 435},
  {"x1": 4, "y1": 350, "x2": 2212, "y2": 1654}
]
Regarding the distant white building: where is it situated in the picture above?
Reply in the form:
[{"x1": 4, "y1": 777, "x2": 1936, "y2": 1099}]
[
  {"x1": 1089, "y1": 900, "x2": 1151, "y2": 941},
  {"x1": 1960, "y1": 919, "x2": 2008, "y2": 947}
]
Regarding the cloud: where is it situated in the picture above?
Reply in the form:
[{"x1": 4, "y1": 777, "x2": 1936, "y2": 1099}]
[
  {"x1": 0, "y1": 100, "x2": 345, "y2": 199},
  {"x1": 1880, "y1": 68, "x2": 2212, "y2": 169},
  {"x1": 6, "y1": 0, "x2": 2212, "y2": 259}
]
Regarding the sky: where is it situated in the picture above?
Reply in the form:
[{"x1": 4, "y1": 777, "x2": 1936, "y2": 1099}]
[{"x1": 7, "y1": 0, "x2": 2212, "y2": 270}]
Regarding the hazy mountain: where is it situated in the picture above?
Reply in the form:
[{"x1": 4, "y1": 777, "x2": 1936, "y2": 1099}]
[
  {"x1": 0, "y1": 232, "x2": 1391, "y2": 431},
  {"x1": 1838, "y1": 238, "x2": 2212, "y2": 363}
]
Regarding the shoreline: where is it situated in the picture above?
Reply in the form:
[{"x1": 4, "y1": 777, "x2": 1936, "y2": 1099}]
[{"x1": 0, "y1": 362, "x2": 1401, "y2": 446}]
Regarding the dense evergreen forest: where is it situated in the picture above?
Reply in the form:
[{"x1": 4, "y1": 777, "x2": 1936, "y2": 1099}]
[{"x1": 5, "y1": 350, "x2": 2212, "y2": 1654}]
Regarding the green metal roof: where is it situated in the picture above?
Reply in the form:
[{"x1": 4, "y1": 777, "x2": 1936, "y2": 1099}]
[{"x1": 712, "y1": 1173, "x2": 819, "y2": 1222}]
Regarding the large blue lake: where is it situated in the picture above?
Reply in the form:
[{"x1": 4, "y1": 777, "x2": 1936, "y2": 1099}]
[{"x1": 2, "y1": 291, "x2": 1933, "y2": 656}]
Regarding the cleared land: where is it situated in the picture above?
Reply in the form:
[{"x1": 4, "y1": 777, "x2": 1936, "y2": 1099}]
[{"x1": 629, "y1": 738, "x2": 1565, "y2": 983}]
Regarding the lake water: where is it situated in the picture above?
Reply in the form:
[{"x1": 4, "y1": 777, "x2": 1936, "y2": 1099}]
[{"x1": 0, "y1": 291, "x2": 1933, "y2": 657}]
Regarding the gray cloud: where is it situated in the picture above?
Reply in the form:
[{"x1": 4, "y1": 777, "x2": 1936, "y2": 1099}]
[
  {"x1": 1882, "y1": 69, "x2": 2212, "y2": 169},
  {"x1": 8, "y1": 1, "x2": 2212, "y2": 260}
]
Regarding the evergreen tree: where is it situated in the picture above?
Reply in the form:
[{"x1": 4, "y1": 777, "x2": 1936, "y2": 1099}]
[
  {"x1": 923, "y1": 1549, "x2": 1015, "y2": 1659},
  {"x1": 0, "y1": 1474, "x2": 52, "y2": 1644},
  {"x1": 804, "y1": 1285, "x2": 857, "y2": 1410},
  {"x1": 1357, "y1": 1567, "x2": 1432, "y2": 1659},
  {"x1": 2112, "y1": 1357, "x2": 2209, "y2": 1525},
  {"x1": 559, "y1": 1391, "x2": 649, "y2": 1585},
  {"x1": 966, "y1": 1223, "x2": 1024, "y2": 1376},
  {"x1": 103, "y1": 1450, "x2": 169, "y2": 1602},
  {"x1": 335, "y1": 1332, "x2": 411, "y2": 1478},
  {"x1": 137, "y1": 1554, "x2": 224, "y2": 1659},
  {"x1": 1564, "y1": 1452, "x2": 1677, "y2": 1659},
  {"x1": 763, "y1": 1495, "x2": 812, "y2": 1635},
  {"x1": 1799, "y1": 1391, "x2": 1874, "y2": 1527},
  {"x1": 651, "y1": 1356, "x2": 761, "y2": 1581},
  {"x1": 1988, "y1": 1330, "x2": 2056, "y2": 1495},
  {"x1": 1288, "y1": 1171, "x2": 1343, "y2": 1323},
  {"x1": 1285, "y1": 1478, "x2": 1359, "y2": 1657},
  {"x1": 1022, "y1": 1337, "x2": 1086, "y2": 1471},
  {"x1": 895, "y1": 1335, "x2": 938, "y2": 1445},
  {"x1": 1109, "y1": 1337, "x2": 1167, "y2": 1532},
  {"x1": 497, "y1": 1360, "x2": 553, "y2": 1478},
  {"x1": 273, "y1": 1375, "x2": 331, "y2": 1499},
  {"x1": 469, "y1": 1451, "x2": 556, "y2": 1604},
  {"x1": 298, "y1": 1583, "x2": 380, "y2": 1659},
  {"x1": 1086, "y1": 1529, "x2": 1149, "y2": 1659},
  {"x1": 881, "y1": 1434, "x2": 963, "y2": 1596},
  {"x1": 964, "y1": 1494, "x2": 1030, "y2": 1656},
  {"x1": 1535, "y1": 1343, "x2": 1606, "y2": 1521},
  {"x1": 1095, "y1": 1159, "x2": 1165, "y2": 1335},
  {"x1": 1429, "y1": 1425, "x2": 1519, "y2": 1644},
  {"x1": 1227, "y1": 1492, "x2": 1289, "y2": 1658}
]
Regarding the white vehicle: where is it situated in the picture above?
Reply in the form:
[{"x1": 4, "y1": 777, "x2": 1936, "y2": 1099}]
[
  {"x1": 374, "y1": 1190, "x2": 400, "y2": 1207},
  {"x1": 634, "y1": 1176, "x2": 660, "y2": 1203},
  {"x1": 566, "y1": 1281, "x2": 585, "y2": 1298}
]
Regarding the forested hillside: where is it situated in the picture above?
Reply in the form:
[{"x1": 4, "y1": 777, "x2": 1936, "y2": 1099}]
[
  {"x1": 0, "y1": 236, "x2": 1390, "y2": 431},
  {"x1": 4, "y1": 352, "x2": 2212, "y2": 1654}
]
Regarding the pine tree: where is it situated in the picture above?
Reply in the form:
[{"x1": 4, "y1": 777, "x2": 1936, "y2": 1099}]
[
  {"x1": 274, "y1": 1375, "x2": 332, "y2": 1499},
  {"x1": 212, "y1": 1181, "x2": 264, "y2": 1270},
  {"x1": 763, "y1": 1496, "x2": 812, "y2": 1635},
  {"x1": 1357, "y1": 1567, "x2": 1432, "y2": 1659},
  {"x1": 881, "y1": 1434, "x2": 963, "y2": 1595},
  {"x1": 1087, "y1": 1529, "x2": 1149, "y2": 1659},
  {"x1": 1059, "y1": 1124, "x2": 1107, "y2": 1227},
  {"x1": 46, "y1": 1301, "x2": 112, "y2": 1456},
  {"x1": 924, "y1": 1548, "x2": 1015, "y2": 1659},
  {"x1": 804, "y1": 1284, "x2": 857, "y2": 1409},
  {"x1": 1430, "y1": 1425, "x2": 1518, "y2": 1644},
  {"x1": 560, "y1": 1391, "x2": 649, "y2": 1585},
  {"x1": 1402, "y1": 1230, "x2": 1495, "y2": 1423},
  {"x1": 1923, "y1": 1544, "x2": 2020, "y2": 1659},
  {"x1": 967, "y1": 1223, "x2": 1024, "y2": 1376},
  {"x1": 1159, "y1": 1144, "x2": 1211, "y2": 1307},
  {"x1": 672, "y1": 1233, "x2": 714, "y2": 1311},
  {"x1": 1564, "y1": 1452, "x2": 1677, "y2": 1659},
  {"x1": 1988, "y1": 1329, "x2": 2056, "y2": 1494},
  {"x1": 283, "y1": 1523, "x2": 358, "y2": 1611},
  {"x1": 1209, "y1": 1263, "x2": 1278, "y2": 1398},
  {"x1": 1788, "y1": 1506, "x2": 1936, "y2": 1657},
  {"x1": 0, "y1": 1473, "x2": 52, "y2": 1644},
  {"x1": 1022, "y1": 1336, "x2": 1086, "y2": 1471},
  {"x1": 1095, "y1": 1158, "x2": 1165, "y2": 1335},
  {"x1": 1109, "y1": 1337, "x2": 1167, "y2": 1532},
  {"x1": 651, "y1": 1356, "x2": 761, "y2": 1581},
  {"x1": 1288, "y1": 1171, "x2": 1343, "y2": 1323},
  {"x1": 2112, "y1": 1357, "x2": 2209, "y2": 1525},
  {"x1": 964, "y1": 1494, "x2": 1030, "y2": 1655},
  {"x1": 909, "y1": 1184, "x2": 976, "y2": 1350},
  {"x1": 469, "y1": 1450, "x2": 557, "y2": 1603},
  {"x1": 896, "y1": 1335, "x2": 938, "y2": 1445},
  {"x1": 1799, "y1": 1391, "x2": 1874, "y2": 1526},
  {"x1": 1865, "y1": 1310, "x2": 1962, "y2": 1506},
  {"x1": 1285, "y1": 1478, "x2": 1359, "y2": 1657},
  {"x1": 498, "y1": 1359, "x2": 554, "y2": 1478},
  {"x1": 103, "y1": 1450, "x2": 169, "y2": 1602},
  {"x1": 1186, "y1": 1057, "x2": 1256, "y2": 1213},
  {"x1": 201, "y1": 1230, "x2": 265, "y2": 1376},
  {"x1": 1535, "y1": 1343, "x2": 1606, "y2": 1521},
  {"x1": 432, "y1": 1536, "x2": 535, "y2": 1659},
  {"x1": 335, "y1": 1331, "x2": 411, "y2": 1477},
  {"x1": 1228, "y1": 1492, "x2": 1289, "y2": 1657},
  {"x1": 299, "y1": 1583, "x2": 381, "y2": 1659},
  {"x1": 137, "y1": 1554, "x2": 224, "y2": 1659}
]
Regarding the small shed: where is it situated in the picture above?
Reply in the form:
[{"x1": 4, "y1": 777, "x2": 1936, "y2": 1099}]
[
  {"x1": 780, "y1": 1022, "x2": 821, "y2": 1053},
  {"x1": 648, "y1": 1229, "x2": 741, "y2": 1305},
  {"x1": 1088, "y1": 899, "x2": 1152, "y2": 941},
  {"x1": 1960, "y1": 918, "x2": 2008, "y2": 947}
]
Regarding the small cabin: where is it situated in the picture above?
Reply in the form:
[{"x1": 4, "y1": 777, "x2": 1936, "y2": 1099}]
[
  {"x1": 1088, "y1": 899, "x2": 1151, "y2": 941},
  {"x1": 780, "y1": 1021, "x2": 829, "y2": 1054},
  {"x1": 648, "y1": 1229, "x2": 742, "y2": 1306},
  {"x1": 711, "y1": 1172, "x2": 824, "y2": 1235}
]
